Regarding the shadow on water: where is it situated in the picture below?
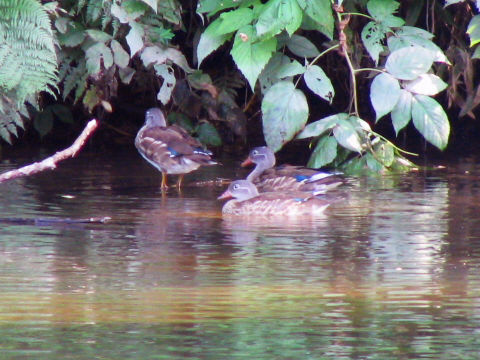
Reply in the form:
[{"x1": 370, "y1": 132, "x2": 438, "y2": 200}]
[{"x1": 1, "y1": 150, "x2": 480, "y2": 359}]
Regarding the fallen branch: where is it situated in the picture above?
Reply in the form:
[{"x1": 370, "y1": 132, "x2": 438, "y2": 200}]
[{"x1": 0, "y1": 119, "x2": 99, "y2": 183}]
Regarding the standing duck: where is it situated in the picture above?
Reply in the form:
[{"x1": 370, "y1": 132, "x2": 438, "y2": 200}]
[
  {"x1": 241, "y1": 146, "x2": 344, "y2": 193},
  {"x1": 135, "y1": 107, "x2": 217, "y2": 189},
  {"x1": 218, "y1": 180, "x2": 332, "y2": 216}
]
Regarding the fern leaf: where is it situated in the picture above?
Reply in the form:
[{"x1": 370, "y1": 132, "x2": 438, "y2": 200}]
[{"x1": 0, "y1": 0, "x2": 58, "y2": 104}]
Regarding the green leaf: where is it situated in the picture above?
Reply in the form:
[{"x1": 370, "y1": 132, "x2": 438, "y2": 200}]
[
  {"x1": 154, "y1": 64, "x2": 176, "y2": 105},
  {"x1": 467, "y1": 15, "x2": 480, "y2": 47},
  {"x1": 370, "y1": 72, "x2": 401, "y2": 121},
  {"x1": 256, "y1": 0, "x2": 303, "y2": 38},
  {"x1": 373, "y1": 141, "x2": 395, "y2": 167},
  {"x1": 304, "y1": 0, "x2": 334, "y2": 39},
  {"x1": 296, "y1": 113, "x2": 348, "y2": 139},
  {"x1": 333, "y1": 121, "x2": 363, "y2": 153},
  {"x1": 34, "y1": 109, "x2": 53, "y2": 137},
  {"x1": 404, "y1": 74, "x2": 447, "y2": 96},
  {"x1": 126, "y1": 22, "x2": 144, "y2": 56},
  {"x1": 197, "y1": 18, "x2": 232, "y2": 66},
  {"x1": 213, "y1": 8, "x2": 254, "y2": 35},
  {"x1": 391, "y1": 89, "x2": 412, "y2": 135},
  {"x1": 473, "y1": 45, "x2": 480, "y2": 59},
  {"x1": 111, "y1": 40, "x2": 130, "y2": 68},
  {"x1": 58, "y1": 22, "x2": 86, "y2": 47},
  {"x1": 385, "y1": 46, "x2": 434, "y2": 80},
  {"x1": 197, "y1": 122, "x2": 222, "y2": 146},
  {"x1": 262, "y1": 81, "x2": 309, "y2": 152},
  {"x1": 411, "y1": 94, "x2": 450, "y2": 150},
  {"x1": 197, "y1": 0, "x2": 256, "y2": 15},
  {"x1": 119, "y1": 67, "x2": 135, "y2": 84},
  {"x1": 361, "y1": 21, "x2": 388, "y2": 65},
  {"x1": 141, "y1": 46, "x2": 193, "y2": 73},
  {"x1": 286, "y1": 34, "x2": 319, "y2": 58},
  {"x1": 259, "y1": 53, "x2": 304, "y2": 92},
  {"x1": 388, "y1": 31, "x2": 449, "y2": 64},
  {"x1": 50, "y1": 104, "x2": 74, "y2": 124},
  {"x1": 140, "y1": 0, "x2": 157, "y2": 12},
  {"x1": 365, "y1": 152, "x2": 383, "y2": 172},
  {"x1": 304, "y1": 65, "x2": 334, "y2": 103},
  {"x1": 85, "y1": 43, "x2": 113, "y2": 74},
  {"x1": 231, "y1": 26, "x2": 276, "y2": 91},
  {"x1": 307, "y1": 135, "x2": 337, "y2": 168},
  {"x1": 367, "y1": 0, "x2": 404, "y2": 27},
  {"x1": 85, "y1": 29, "x2": 112, "y2": 43},
  {"x1": 396, "y1": 26, "x2": 434, "y2": 39}
]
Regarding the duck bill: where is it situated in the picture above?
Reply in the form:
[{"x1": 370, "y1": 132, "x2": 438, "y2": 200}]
[
  {"x1": 241, "y1": 157, "x2": 253, "y2": 167},
  {"x1": 217, "y1": 189, "x2": 233, "y2": 200}
]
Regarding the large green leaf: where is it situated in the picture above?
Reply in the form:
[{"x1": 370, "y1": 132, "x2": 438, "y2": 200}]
[
  {"x1": 333, "y1": 121, "x2": 363, "y2": 153},
  {"x1": 111, "y1": 40, "x2": 130, "y2": 68},
  {"x1": 388, "y1": 30, "x2": 449, "y2": 64},
  {"x1": 391, "y1": 89, "x2": 413, "y2": 135},
  {"x1": 262, "y1": 81, "x2": 309, "y2": 152},
  {"x1": 126, "y1": 22, "x2": 144, "y2": 56},
  {"x1": 404, "y1": 74, "x2": 447, "y2": 96},
  {"x1": 256, "y1": 0, "x2": 303, "y2": 38},
  {"x1": 307, "y1": 135, "x2": 337, "y2": 168},
  {"x1": 385, "y1": 46, "x2": 434, "y2": 80},
  {"x1": 304, "y1": 65, "x2": 334, "y2": 103},
  {"x1": 467, "y1": 15, "x2": 480, "y2": 47},
  {"x1": 197, "y1": 122, "x2": 222, "y2": 146},
  {"x1": 286, "y1": 34, "x2": 319, "y2": 58},
  {"x1": 367, "y1": 0, "x2": 404, "y2": 27},
  {"x1": 197, "y1": 18, "x2": 232, "y2": 66},
  {"x1": 411, "y1": 94, "x2": 450, "y2": 150},
  {"x1": 197, "y1": 0, "x2": 256, "y2": 15},
  {"x1": 231, "y1": 25, "x2": 276, "y2": 91},
  {"x1": 85, "y1": 43, "x2": 113, "y2": 74},
  {"x1": 370, "y1": 72, "x2": 400, "y2": 121},
  {"x1": 259, "y1": 53, "x2": 304, "y2": 92},
  {"x1": 154, "y1": 64, "x2": 175, "y2": 105},
  {"x1": 213, "y1": 8, "x2": 254, "y2": 35},
  {"x1": 361, "y1": 21, "x2": 388, "y2": 65},
  {"x1": 296, "y1": 113, "x2": 348, "y2": 139},
  {"x1": 304, "y1": 0, "x2": 334, "y2": 39}
]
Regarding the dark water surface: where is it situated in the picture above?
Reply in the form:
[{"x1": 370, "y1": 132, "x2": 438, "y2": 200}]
[{"x1": 1, "y1": 150, "x2": 480, "y2": 359}]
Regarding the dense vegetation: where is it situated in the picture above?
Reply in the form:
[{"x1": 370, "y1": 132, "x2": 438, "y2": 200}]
[{"x1": 0, "y1": 0, "x2": 479, "y2": 173}]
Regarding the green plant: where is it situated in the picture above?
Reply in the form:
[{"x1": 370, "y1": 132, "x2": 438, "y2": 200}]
[
  {"x1": 0, "y1": 0, "x2": 57, "y2": 143},
  {"x1": 197, "y1": 0, "x2": 452, "y2": 173}
]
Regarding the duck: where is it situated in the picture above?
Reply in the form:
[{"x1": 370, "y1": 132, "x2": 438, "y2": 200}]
[
  {"x1": 241, "y1": 146, "x2": 344, "y2": 193},
  {"x1": 135, "y1": 107, "x2": 217, "y2": 189},
  {"x1": 217, "y1": 180, "x2": 332, "y2": 216}
]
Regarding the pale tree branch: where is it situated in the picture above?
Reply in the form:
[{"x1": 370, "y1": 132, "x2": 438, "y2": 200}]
[{"x1": 0, "y1": 119, "x2": 100, "y2": 183}]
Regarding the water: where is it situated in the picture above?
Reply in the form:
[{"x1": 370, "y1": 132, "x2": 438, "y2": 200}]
[{"x1": 1, "y1": 150, "x2": 480, "y2": 359}]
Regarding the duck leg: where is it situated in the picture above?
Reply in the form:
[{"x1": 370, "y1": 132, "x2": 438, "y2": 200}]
[
  {"x1": 176, "y1": 174, "x2": 184, "y2": 189},
  {"x1": 161, "y1": 172, "x2": 168, "y2": 189}
]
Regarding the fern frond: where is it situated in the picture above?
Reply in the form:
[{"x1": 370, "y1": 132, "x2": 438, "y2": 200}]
[
  {"x1": 0, "y1": 95, "x2": 28, "y2": 144},
  {"x1": 0, "y1": 0, "x2": 58, "y2": 105}
]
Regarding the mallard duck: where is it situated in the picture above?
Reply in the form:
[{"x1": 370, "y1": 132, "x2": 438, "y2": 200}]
[
  {"x1": 218, "y1": 180, "x2": 332, "y2": 216},
  {"x1": 241, "y1": 146, "x2": 344, "y2": 192},
  {"x1": 135, "y1": 107, "x2": 217, "y2": 189}
]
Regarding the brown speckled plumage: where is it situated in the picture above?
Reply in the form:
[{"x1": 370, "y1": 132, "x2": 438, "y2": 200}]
[
  {"x1": 218, "y1": 180, "x2": 331, "y2": 216},
  {"x1": 242, "y1": 146, "x2": 344, "y2": 193},
  {"x1": 135, "y1": 108, "x2": 216, "y2": 188}
]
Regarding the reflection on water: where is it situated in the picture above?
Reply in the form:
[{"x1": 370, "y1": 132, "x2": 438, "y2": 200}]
[{"x1": 1, "y1": 151, "x2": 480, "y2": 359}]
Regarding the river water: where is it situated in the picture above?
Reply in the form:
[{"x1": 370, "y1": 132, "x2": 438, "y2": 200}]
[{"x1": 1, "y1": 149, "x2": 480, "y2": 359}]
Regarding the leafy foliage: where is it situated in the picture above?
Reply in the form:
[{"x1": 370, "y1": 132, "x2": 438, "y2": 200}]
[{"x1": 0, "y1": 0, "x2": 57, "y2": 143}]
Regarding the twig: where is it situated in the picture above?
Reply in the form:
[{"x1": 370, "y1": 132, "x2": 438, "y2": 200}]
[{"x1": 0, "y1": 119, "x2": 99, "y2": 183}]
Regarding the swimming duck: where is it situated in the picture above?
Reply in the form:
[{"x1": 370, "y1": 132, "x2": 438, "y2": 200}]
[
  {"x1": 241, "y1": 146, "x2": 344, "y2": 193},
  {"x1": 135, "y1": 107, "x2": 217, "y2": 189},
  {"x1": 218, "y1": 180, "x2": 331, "y2": 216}
]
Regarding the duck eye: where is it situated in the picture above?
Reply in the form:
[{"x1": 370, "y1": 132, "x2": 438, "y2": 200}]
[
  {"x1": 233, "y1": 184, "x2": 240, "y2": 190},
  {"x1": 252, "y1": 150, "x2": 258, "y2": 156}
]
